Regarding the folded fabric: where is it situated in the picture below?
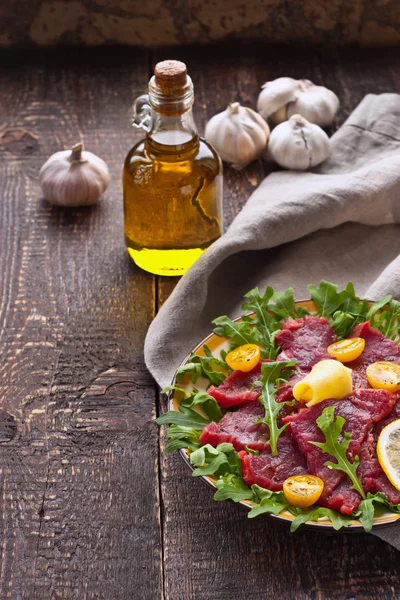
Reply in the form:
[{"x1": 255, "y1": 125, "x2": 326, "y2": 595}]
[{"x1": 144, "y1": 93, "x2": 400, "y2": 548}]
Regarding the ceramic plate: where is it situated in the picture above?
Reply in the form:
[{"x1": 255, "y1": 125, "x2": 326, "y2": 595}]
[{"x1": 168, "y1": 299, "x2": 400, "y2": 532}]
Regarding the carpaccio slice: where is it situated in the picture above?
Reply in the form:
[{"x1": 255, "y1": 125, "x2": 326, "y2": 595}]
[
  {"x1": 207, "y1": 364, "x2": 261, "y2": 408},
  {"x1": 199, "y1": 401, "x2": 269, "y2": 452},
  {"x1": 208, "y1": 316, "x2": 337, "y2": 408},
  {"x1": 238, "y1": 429, "x2": 307, "y2": 491},
  {"x1": 275, "y1": 315, "x2": 336, "y2": 370},
  {"x1": 358, "y1": 400, "x2": 400, "y2": 504},
  {"x1": 284, "y1": 388, "x2": 397, "y2": 514},
  {"x1": 348, "y1": 321, "x2": 400, "y2": 388}
]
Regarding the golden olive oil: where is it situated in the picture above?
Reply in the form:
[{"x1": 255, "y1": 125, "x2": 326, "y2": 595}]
[{"x1": 123, "y1": 60, "x2": 223, "y2": 276}]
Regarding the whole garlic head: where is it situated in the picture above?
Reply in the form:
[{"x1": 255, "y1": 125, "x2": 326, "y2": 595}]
[
  {"x1": 257, "y1": 78, "x2": 339, "y2": 127},
  {"x1": 39, "y1": 143, "x2": 110, "y2": 207},
  {"x1": 205, "y1": 102, "x2": 270, "y2": 170},
  {"x1": 268, "y1": 114, "x2": 330, "y2": 170}
]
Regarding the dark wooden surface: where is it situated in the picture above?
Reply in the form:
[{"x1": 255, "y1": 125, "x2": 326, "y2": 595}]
[{"x1": 0, "y1": 43, "x2": 400, "y2": 600}]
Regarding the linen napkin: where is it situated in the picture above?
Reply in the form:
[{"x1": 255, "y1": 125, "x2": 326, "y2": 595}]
[{"x1": 144, "y1": 93, "x2": 400, "y2": 548}]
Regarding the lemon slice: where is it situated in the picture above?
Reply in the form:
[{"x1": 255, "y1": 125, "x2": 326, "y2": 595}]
[{"x1": 377, "y1": 419, "x2": 400, "y2": 491}]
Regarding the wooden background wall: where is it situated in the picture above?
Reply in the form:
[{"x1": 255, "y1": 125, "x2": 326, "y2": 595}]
[{"x1": 1, "y1": 0, "x2": 400, "y2": 48}]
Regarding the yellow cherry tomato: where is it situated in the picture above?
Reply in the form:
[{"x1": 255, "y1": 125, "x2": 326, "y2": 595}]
[
  {"x1": 225, "y1": 344, "x2": 261, "y2": 372},
  {"x1": 283, "y1": 474, "x2": 324, "y2": 508},
  {"x1": 326, "y1": 337, "x2": 365, "y2": 363},
  {"x1": 366, "y1": 361, "x2": 400, "y2": 393}
]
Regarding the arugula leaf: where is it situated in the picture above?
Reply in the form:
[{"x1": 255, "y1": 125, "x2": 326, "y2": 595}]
[
  {"x1": 290, "y1": 506, "x2": 352, "y2": 532},
  {"x1": 180, "y1": 390, "x2": 223, "y2": 423},
  {"x1": 156, "y1": 405, "x2": 210, "y2": 429},
  {"x1": 248, "y1": 486, "x2": 290, "y2": 518},
  {"x1": 212, "y1": 315, "x2": 262, "y2": 350},
  {"x1": 241, "y1": 286, "x2": 280, "y2": 358},
  {"x1": 270, "y1": 287, "x2": 310, "y2": 319},
  {"x1": 161, "y1": 385, "x2": 187, "y2": 395},
  {"x1": 157, "y1": 389, "x2": 222, "y2": 454},
  {"x1": 214, "y1": 474, "x2": 253, "y2": 502},
  {"x1": 308, "y1": 280, "x2": 347, "y2": 318},
  {"x1": 355, "y1": 492, "x2": 400, "y2": 533},
  {"x1": 244, "y1": 446, "x2": 260, "y2": 455},
  {"x1": 355, "y1": 496, "x2": 376, "y2": 533},
  {"x1": 270, "y1": 288, "x2": 298, "y2": 319},
  {"x1": 176, "y1": 345, "x2": 230, "y2": 387},
  {"x1": 310, "y1": 406, "x2": 366, "y2": 500},
  {"x1": 256, "y1": 360, "x2": 296, "y2": 457},
  {"x1": 308, "y1": 280, "x2": 369, "y2": 338},
  {"x1": 164, "y1": 425, "x2": 201, "y2": 454},
  {"x1": 369, "y1": 299, "x2": 400, "y2": 341},
  {"x1": 190, "y1": 442, "x2": 242, "y2": 477}
]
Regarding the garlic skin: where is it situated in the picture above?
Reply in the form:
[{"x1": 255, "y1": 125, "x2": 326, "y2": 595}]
[
  {"x1": 205, "y1": 102, "x2": 270, "y2": 170},
  {"x1": 268, "y1": 114, "x2": 330, "y2": 170},
  {"x1": 39, "y1": 143, "x2": 110, "y2": 207},
  {"x1": 257, "y1": 78, "x2": 339, "y2": 127}
]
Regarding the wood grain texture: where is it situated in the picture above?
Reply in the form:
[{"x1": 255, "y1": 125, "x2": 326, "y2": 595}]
[
  {"x1": 1, "y1": 43, "x2": 400, "y2": 600},
  {"x1": 0, "y1": 47, "x2": 162, "y2": 600},
  {"x1": 156, "y1": 44, "x2": 400, "y2": 600}
]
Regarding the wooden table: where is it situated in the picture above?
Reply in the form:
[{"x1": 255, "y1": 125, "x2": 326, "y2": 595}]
[{"x1": 1, "y1": 42, "x2": 400, "y2": 600}]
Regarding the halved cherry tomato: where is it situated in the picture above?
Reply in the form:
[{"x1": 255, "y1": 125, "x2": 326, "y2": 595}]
[
  {"x1": 366, "y1": 361, "x2": 400, "y2": 393},
  {"x1": 326, "y1": 337, "x2": 365, "y2": 363},
  {"x1": 225, "y1": 344, "x2": 261, "y2": 372},
  {"x1": 283, "y1": 474, "x2": 324, "y2": 508}
]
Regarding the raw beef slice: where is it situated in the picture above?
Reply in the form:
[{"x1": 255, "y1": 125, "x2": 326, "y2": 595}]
[
  {"x1": 199, "y1": 401, "x2": 269, "y2": 452},
  {"x1": 284, "y1": 388, "x2": 396, "y2": 514},
  {"x1": 208, "y1": 364, "x2": 262, "y2": 408},
  {"x1": 239, "y1": 429, "x2": 307, "y2": 491},
  {"x1": 348, "y1": 321, "x2": 400, "y2": 388},
  {"x1": 358, "y1": 400, "x2": 400, "y2": 505},
  {"x1": 274, "y1": 315, "x2": 337, "y2": 403},
  {"x1": 275, "y1": 315, "x2": 336, "y2": 370}
]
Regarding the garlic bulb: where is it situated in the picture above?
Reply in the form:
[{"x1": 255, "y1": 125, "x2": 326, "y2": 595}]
[
  {"x1": 205, "y1": 102, "x2": 270, "y2": 170},
  {"x1": 39, "y1": 143, "x2": 110, "y2": 207},
  {"x1": 268, "y1": 114, "x2": 330, "y2": 170},
  {"x1": 257, "y1": 78, "x2": 339, "y2": 127}
]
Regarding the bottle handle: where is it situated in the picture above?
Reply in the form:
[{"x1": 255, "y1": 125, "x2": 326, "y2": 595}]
[{"x1": 132, "y1": 94, "x2": 152, "y2": 132}]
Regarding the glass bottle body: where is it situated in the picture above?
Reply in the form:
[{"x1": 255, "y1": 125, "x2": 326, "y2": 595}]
[{"x1": 123, "y1": 79, "x2": 223, "y2": 277}]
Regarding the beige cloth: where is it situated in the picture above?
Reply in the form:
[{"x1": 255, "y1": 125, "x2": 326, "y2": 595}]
[{"x1": 144, "y1": 94, "x2": 400, "y2": 547}]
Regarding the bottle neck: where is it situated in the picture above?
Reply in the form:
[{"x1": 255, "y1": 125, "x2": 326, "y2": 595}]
[
  {"x1": 146, "y1": 107, "x2": 199, "y2": 154},
  {"x1": 132, "y1": 73, "x2": 199, "y2": 155}
]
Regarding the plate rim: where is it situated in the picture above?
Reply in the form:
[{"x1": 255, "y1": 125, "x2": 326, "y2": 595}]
[{"x1": 167, "y1": 298, "x2": 400, "y2": 533}]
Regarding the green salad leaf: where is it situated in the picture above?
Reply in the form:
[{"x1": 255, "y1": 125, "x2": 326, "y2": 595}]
[
  {"x1": 156, "y1": 404, "x2": 210, "y2": 429},
  {"x1": 270, "y1": 287, "x2": 310, "y2": 320},
  {"x1": 189, "y1": 442, "x2": 253, "y2": 502},
  {"x1": 255, "y1": 360, "x2": 296, "y2": 457},
  {"x1": 164, "y1": 425, "x2": 202, "y2": 454},
  {"x1": 241, "y1": 286, "x2": 281, "y2": 358},
  {"x1": 180, "y1": 390, "x2": 223, "y2": 423},
  {"x1": 157, "y1": 388, "x2": 224, "y2": 453},
  {"x1": 290, "y1": 506, "x2": 352, "y2": 532},
  {"x1": 368, "y1": 299, "x2": 400, "y2": 341},
  {"x1": 248, "y1": 485, "x2": 291, "y2": 518},
  {"x1": 190, "y1": 442, "x2": 242, "y2": 477},
  {"x1": 176, "y1": 344, "x2": 230, "y2": 387},
  {"x1": 308, "y1": 280, "x2": 348, "y2": 318},
  {"x1": 308, "y1": 280, "x2": 398, "y2": 340},
  {"x1": 212, "y1": 315, "x2": 262, "y2": 349},
  {"x1": 214, "y1": 474, "x2": 253, "y2": 502},
  {"x1": 310, "y1": 406, "x2": 366, "y2": 500},
  {"x1": 355, "y1": 492, "x2": 400, "y2": 533}
]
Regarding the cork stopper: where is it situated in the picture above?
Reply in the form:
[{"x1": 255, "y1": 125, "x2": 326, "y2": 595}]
[{"x1": 154, "y1": 60, "x2": 187, "y2": 90}]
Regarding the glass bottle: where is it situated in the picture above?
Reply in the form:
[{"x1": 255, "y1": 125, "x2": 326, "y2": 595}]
[{"x1": 123, "y1": 60, "x2": 223, "y2": 276}]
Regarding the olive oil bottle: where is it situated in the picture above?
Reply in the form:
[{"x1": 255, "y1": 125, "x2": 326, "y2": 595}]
[{"x1": 123, "y1": 60, "x2": 223, "y2": 276}]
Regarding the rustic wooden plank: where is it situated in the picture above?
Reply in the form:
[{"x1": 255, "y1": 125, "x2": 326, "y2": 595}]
[
  {"x1": 0, "y1": 47, "x2": 162, "y2": 600},
  {"x1": 156, "y1": 44, "x2": 400, "y2": 600}
]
